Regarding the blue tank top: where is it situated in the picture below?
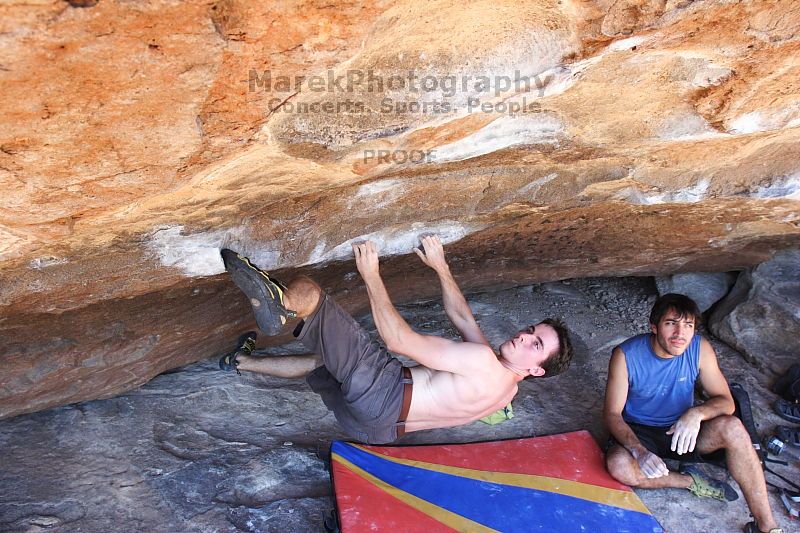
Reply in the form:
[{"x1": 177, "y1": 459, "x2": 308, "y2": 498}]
[{"x1": 619, "y1": 333, "x2": 700, "y2": 427}]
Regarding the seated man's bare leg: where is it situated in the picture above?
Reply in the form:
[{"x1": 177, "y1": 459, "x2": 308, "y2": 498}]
[
  {"x1": 606, "y1": 445, "x2": 692, "y2": 489},
  {"x1": 237, "y1": 354, "x2": 322, "y2": 378},
  {"x1": 695, "y1": 415, "x2": 778, "y2": 532}
]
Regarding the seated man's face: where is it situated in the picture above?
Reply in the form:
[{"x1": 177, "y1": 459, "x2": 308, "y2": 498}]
[{"x1": 650, "y1": 309, "x2": 696, "y2": 357}]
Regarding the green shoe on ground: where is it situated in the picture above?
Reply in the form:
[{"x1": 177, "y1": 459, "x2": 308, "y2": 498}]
[{"x1": 681, "y1": 464, "x2": 738, "y2": 502}]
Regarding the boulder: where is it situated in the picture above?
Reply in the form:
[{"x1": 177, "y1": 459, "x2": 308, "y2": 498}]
[
  {"x1": 709, "y1": 250, "x2": 800, "y2": 371},
  {"x1": 654, "y1": 272, "x2": 737, "y2": 313}
]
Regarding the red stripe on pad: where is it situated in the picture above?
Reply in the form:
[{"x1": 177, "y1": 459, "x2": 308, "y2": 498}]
[
  {"x1": 357, "y1": 430, "x2": 630, "y2": 491},
  {"x1": 332, "y1": 459, "x2": 458, "y2": 532}
]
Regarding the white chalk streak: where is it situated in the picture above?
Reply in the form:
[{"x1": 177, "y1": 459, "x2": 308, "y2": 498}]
[
  {"x1": 432, "y1": 115, "x2": 561, "y2": 163},
  {"x1": 751, "y1": 173, "x2": 800, "y2": 200},
  {"x1": 609, "y1": 36, "x2": 648, "y2": 51},
  {"x1": 619, "y1": 179, "x2": 710, "y2": 205},
  {"x1": 147, "y1": 225, "x2": 256, "y2": 277},
  {"x1": 347, "y1": 179, "x2": 405, "y2": 210},
  {"x1": 729, "y1": 112, "x2": 766, "y2": 134},
  {"x1": 306, "y1": 221, "x2": 485, "y2": 265},
  {"x1": 729, "y1": 105, "x2": 800, "y2": 134},
  {"x1": 517, "y1": 173, "x2": 558, "y2": 198},
  {"x1": 655, "y1": 111, "x2": 722, "y2": 141},
  {"x1": 29, "y1": 256, "x2": 68, "y2": 269}
]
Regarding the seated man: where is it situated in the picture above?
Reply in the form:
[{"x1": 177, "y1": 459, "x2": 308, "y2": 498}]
[
  {"x1": 218, "y1": 234, "x2": 573, "y2": 444},
  {"x1": 603, "y1": 293, "x2": 782, "y2": 533}
]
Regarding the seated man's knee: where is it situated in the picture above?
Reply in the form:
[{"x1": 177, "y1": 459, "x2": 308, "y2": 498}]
[
  {"x1": 606, "y1": 448, "x2": 641, "y2": 486},
  {"x1": 709, "y1": 414, "x2": 748, "y2": 444}
]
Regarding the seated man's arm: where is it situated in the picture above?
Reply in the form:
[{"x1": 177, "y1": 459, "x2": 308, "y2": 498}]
[
  {"x1": 354, "y1": 241, "x2": 493, "y2": 375},
  {"x1": 695, "y1": 337, "x2": 736, "y2": 416},
  {"x1": 604, "y1": 347, "x2": 669, "y2": 478},
  {"x1": 414, "y1": 235, "x2": 490, "y2": 346},
  {"x1": 667, "y1": 337, "x2": 736, "y2": 454}
]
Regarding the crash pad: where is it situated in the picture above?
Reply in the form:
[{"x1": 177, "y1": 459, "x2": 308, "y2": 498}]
[{"x1": 330, "y1": 430, "x2": 663, "y2": 532}]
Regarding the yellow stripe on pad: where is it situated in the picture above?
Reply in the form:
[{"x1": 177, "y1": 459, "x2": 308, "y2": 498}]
[
  {"x1": 349, "y1": 444, "x2": 651, "y2": 515},
  {"x1": 333, "y1": 452, "x2": 498, "y2": 532}
]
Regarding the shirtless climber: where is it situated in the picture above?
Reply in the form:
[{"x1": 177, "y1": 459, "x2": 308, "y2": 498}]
[{"x1": 218, "y1": 235, "x2": 573, "y2": 444}]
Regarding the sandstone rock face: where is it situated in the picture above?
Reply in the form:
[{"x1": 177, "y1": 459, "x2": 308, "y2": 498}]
[
  {"x1": 709, "y1": 250, "x2": 800, "y2": 372},
  {"x1": 654, "y1": 272, "x2": 737, "y2": 312},
  {"x1": 1, "y1": 0, "x2": 799, "y2": 417}
]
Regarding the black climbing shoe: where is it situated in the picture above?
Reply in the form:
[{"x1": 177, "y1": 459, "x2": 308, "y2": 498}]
[
  {"x1": 219, "y1": 331, "x2": 257, "y2": 375},
  {"x1": 680, "y1": 464, "x2": 739, "y2": 502},
  {"x1": 220, "y1": 249, "x2": 296, "y2": 335},
  {"x1": 743, "y1": 521, "x2": 784, "y2": 533},
  {"x1": 777, "y1": 425, "x2": 800, "y2": 447},
  {"x1": 771, "y1": 363, "x2": 800, "y2": 402},
  {"x1": 774, "y1": 399, "x2": 800, "y2": 424}
]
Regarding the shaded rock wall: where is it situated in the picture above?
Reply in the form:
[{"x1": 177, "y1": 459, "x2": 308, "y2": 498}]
[
  {"x1": 709, "y1": 249, "x2": 800, "y2": 372},
  {"x1": 1, "y1": 0, "x2": 799, "y2": 417}
]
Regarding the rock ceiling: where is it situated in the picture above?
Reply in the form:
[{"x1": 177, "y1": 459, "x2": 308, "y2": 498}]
[{"x1": 1, "y1": 0, "x2": 798, "y2": 417}]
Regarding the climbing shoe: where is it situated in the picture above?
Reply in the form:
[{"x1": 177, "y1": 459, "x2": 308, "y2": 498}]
[
  {"x1": 219, "y1": 331, "x2": 257, "y2": 375},
  {"x1": 777, "y1": 425, "x2": 800, "y2": 447},
  {"x1": 221, "y1": 249, "x2": 296, "y2": 335},
  {"x1": 681, "y1": 464, "x2": 739, "y2": 502},
  {"x1": 774, "y1": 399, "x2": 800, "y2": 424},
  {"x1": 771, "y1": 363, "x2": 800, "y2": 402},
  {"x1": 743, "y1": 521, "x2": 784, "y2": 533}
]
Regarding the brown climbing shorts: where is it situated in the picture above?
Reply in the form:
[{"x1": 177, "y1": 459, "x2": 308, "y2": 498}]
[{"x1": 296, "y1": 292, "x2": 411, "y2": 444}]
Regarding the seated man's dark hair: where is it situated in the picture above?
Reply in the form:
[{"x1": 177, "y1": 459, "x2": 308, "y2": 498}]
[
  {"x1": 538, "y1": 318, "x2": 573, "y2": 378},
  {"x1": 649, "y1": 293, "x2": 702, "y2": 326}
]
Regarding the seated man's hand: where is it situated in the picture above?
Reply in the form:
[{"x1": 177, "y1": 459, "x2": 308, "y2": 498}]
[
  {"x1": 352, "y1": 240, "x2": 380, "y2": 281},
  {"x1": 414, "y1": 235, "x2": 448, "y2": 273},
  {"x1": 631, "y1": 446, "x2": 669, "y2": 478},
  {"x1": 666, "y1": 408, "x2": 703, "y2": 455}
]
